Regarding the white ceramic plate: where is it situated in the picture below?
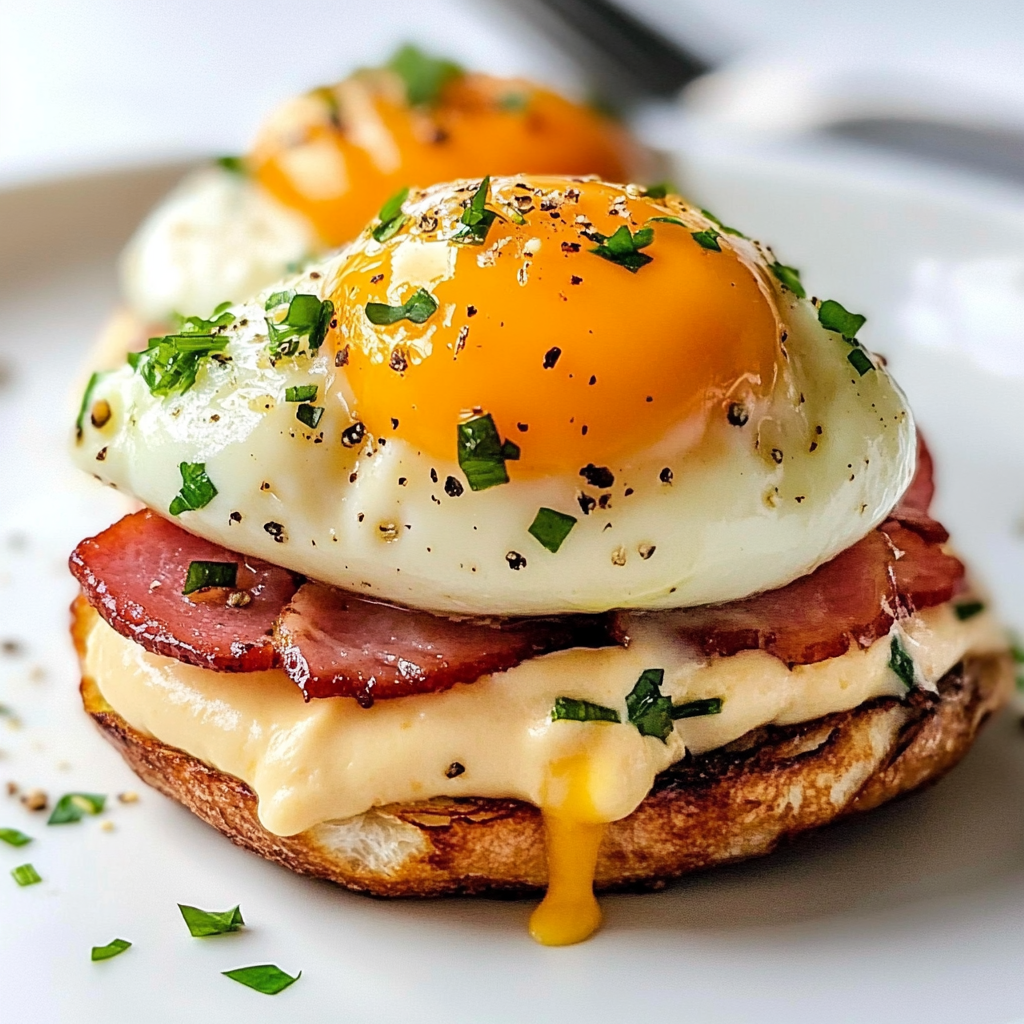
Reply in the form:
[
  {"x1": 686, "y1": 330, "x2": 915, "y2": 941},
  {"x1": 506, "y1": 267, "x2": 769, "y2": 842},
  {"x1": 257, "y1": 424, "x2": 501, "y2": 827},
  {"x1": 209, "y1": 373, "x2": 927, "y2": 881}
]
[{"x1": 4, "y1": 151, "x2": 1024, "y2": 1024}]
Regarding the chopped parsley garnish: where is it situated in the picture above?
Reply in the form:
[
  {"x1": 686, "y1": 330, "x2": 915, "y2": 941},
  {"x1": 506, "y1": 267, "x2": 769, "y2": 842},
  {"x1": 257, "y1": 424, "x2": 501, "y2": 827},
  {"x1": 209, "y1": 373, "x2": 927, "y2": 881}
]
[
  {"x1": 847, "y1": 348, "x2": 874, "y2": 376},
  {"x1": 365, "y1": 288, "x2": 438, "y2": 326},
  {"x1": 456, "y1": 413, "x2": 520, "y2": 491},
  {"x1": 267, "y1": 294, "x2": 334, "y2": 359},
  {"x1": 222, "y1": 964, "x2": 301, "y2": 995},
  {"x1": 179, "y1": 903, "x2": 245, "y2": 937},
  {"x1": 388, "y1": 44, "x2": 462, "y2": 107},
  {"x1": 216, "y1": 155, "x2": 246, "y2": 175},
  {"x1": 625, "y1": 669, "x2": 675, "y2": 741},
  {"x1": 296, "y1": 404, "x2": 324, "y2": 429},
  {"x1": 647, "y1": 215, "x2": 685, "y2": 227},
  {"x1": 11, "y1": 863, "x2": 41, "y2": 887},
  {"x1": 700, "y1": 208, "x2": 747, "y2": 238},
  {"x1": 818, "y1": 299, "x2": 866, "y2": 339},
  {"x1": 551, "y1": 696, "x2": 621, "y2": 724},
  {"x1": 690, "y1": 228, "x2": 721, "y2": 252},
  {"x1": 0, "y1": 827, "x2": 32, "y2": 847},
  {"x1": 91, "y1": 938, "x2": 131, "y2": 961},
  {"x1": 48, "y1": 792, "x2": 106, "y2": 825},
  {"x1": 371, "y1": 187, "x2": 409, "y2": 242},
  {"x1": 889, "y1": 635, "x2": 916, "y2": 689},
  {"x1": 671, "y1": 697, "x2": 724, "y2": 719},
  {"x1": 626, "y1": 669, "x2": 724, "y2": 742},
  {"x1": 644, "y1": 182, "x2": 672, "y2": 199},
  {"x1": 589, "y1": 224, "x2": 654, "y2": 273},
  {"x1": 75, "y1": 370, "x2": 110, "y2": 441},
  {"x1": 528, "y1": 507, "x2": 577, "y2": 553},
  {"x1": 285, "y1": 384, "x2": 318, "y2": 402},
  {"x1": 129, "y1": 307, "x2": 235, "y2": 396},
  {"x1": 182, "y1": 560, "x2": 237, "y2": 595},
  {"x1": 769, "y1": 262, "x2": 806, "y2": 299},
  {"x1": 954, "y1": 600, "x2": 985, "y2": 621},
  {"x1": 169, "y1": 462, "x2": 217, "y2": 516},
  {"x1": 453, "y1": 176, "x2": 498, "y2": 245}
]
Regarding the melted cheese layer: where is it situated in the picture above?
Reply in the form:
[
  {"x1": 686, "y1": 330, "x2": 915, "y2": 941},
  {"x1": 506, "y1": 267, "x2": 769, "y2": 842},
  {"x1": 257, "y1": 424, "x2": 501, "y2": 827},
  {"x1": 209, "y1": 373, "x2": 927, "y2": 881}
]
[{"x1": 81, "y1": 601, "x2": 1003, "y2": 838}]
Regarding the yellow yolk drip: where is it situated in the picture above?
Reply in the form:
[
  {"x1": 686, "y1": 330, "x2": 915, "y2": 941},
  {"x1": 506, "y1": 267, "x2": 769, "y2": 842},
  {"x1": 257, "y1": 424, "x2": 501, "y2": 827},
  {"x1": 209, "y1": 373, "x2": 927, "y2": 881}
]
[
  {"x1": 333, "y1": 177, "x2": 782, "y2": 474},
  {"x1": 251, "y1": 72, "x2": 636, "y2": 247},
  {"x1": 529, "y1": 754, "x2": 608, "y2": 947}
]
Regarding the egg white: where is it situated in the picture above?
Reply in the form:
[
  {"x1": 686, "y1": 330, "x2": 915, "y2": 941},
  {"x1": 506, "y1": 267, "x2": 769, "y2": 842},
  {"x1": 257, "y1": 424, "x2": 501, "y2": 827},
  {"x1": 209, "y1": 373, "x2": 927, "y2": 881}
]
[
  {"x1": 76, "y1": 229, "x2": 915, "y2": 616},
  {"x1": 120, "y1": 166, "x2": 317, "y2": 322}
]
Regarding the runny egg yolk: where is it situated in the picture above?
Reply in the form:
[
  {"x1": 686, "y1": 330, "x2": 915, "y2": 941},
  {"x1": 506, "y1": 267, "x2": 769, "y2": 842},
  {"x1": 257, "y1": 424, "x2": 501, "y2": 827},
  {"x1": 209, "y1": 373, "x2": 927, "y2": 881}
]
[
  {"x1": 332, "y1": 178, "x2": 781, "y2": 475},
  {"x1": 251, "y1": 73, "x2": 636, "y2": 247}
]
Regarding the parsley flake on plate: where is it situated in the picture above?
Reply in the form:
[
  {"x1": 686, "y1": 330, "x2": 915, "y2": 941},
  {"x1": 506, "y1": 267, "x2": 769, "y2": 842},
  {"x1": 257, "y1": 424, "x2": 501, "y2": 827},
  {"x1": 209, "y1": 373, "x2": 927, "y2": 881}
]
[
  {"x1": 551, "y1": 696, "x2": 621, "y2": 724},
  {"x1": 0, "y1": 827, "x2": 32, "y2": 847},
  {"x1": 589, "y1": 224, "x2": 654, "y2": 273},
  {"x1": 91, "y1": 938, "x2": 131, "y2": 962},
  {"x1": 48, "y1": 792, "x2": 106, "y2": 825},
  {"x1": 222, "y1": 964, "x2": 301, "y2": 995},
  {"x1": 365, "y1": 288, "x2": 438, "y2": 326},
  {"x1": 179, "y1": 903, "x2": 245, "y2": 937},
  {"x1": 182, "y1": 560, "x2": 237, "y2": 595},
  {"x1": 11, "y1": 863, "x2": 41, "y2": 886},
  {"x1": 456, "y1": 413, "x2": 520, "y2": 491},
  {"x1": 528, "y1": 507, "x2": 577, "y2": 553},
  {"x1": 169, "y1": 462, "x2": 218, "y2": 516}
]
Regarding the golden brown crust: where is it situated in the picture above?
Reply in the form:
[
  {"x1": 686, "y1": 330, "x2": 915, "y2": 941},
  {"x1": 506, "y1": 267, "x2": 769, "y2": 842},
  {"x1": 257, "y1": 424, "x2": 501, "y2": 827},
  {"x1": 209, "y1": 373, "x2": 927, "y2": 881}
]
[{"x1": 73, "y1": 595, "x2": 1012, "y2": 897}]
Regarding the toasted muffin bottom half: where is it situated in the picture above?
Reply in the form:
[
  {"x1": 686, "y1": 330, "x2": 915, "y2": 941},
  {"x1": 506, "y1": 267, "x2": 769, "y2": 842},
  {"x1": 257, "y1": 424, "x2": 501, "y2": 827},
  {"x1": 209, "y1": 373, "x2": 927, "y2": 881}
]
[{"x1": 73, "y1": 596, "x2": 1012, "y2": 897}]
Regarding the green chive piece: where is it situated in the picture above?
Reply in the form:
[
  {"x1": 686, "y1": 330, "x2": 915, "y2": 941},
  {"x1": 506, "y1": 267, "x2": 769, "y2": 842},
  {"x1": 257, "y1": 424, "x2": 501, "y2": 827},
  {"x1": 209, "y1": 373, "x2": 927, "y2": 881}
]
[
  {"x1": 551, "y1": 696, "x2": 621, "y2": 724},
  {"x1": 216, "y1": 156, "x2": 246, "y2": 175},
  {"x1": 954, "y1": 600, "x2": 985, "y2": 621},
  {"x1": 284, "y1": 384, "x2": 318, "y2": 402},
  {"x1": 222, "y1": 964, "x2": 301, "y2": 995},
  {"x1": 647, "y1": 215, "x2": 686, "y2": 227},
  {"x1": 91, "y1": 938, "x2": 131, "y2": 961},
  {"x1": 690, "y1": 228, "x2": 721, "y2": 252},
  {"x1": 847, "y1": 347, "x2": 874, "y2": 376},
  {"x1": 388, "y1": 44, "x2": 462, "y2": 107},
  {"x1": 889, "y1": 635, "x2": 916, "y2": 690},
  {"x1": 268, "y1": 294, "x2": 334, "y2": 359},
  {"x1": 130, "y1": 306, "x2": 235, "y2": 396},
  {"x1": 453, "y1": 176, "x2": 499, "y2": 245},
  {"x1": 169, "y1": 462, "x2": 217, "y2": 517},
  {"x1": 670, "y1": 696, "x2": 724, "y2": 720},
  {"x1": 0, "y1": 827, "x2": 32, "y2": 847},
  {"x1": 365, "y1": 287, "x2": 438, "y2": 326},
  {"x1": 644, "y1": 182, "x2": 672, "y2": 199},
  {"x1": 818, "y1": 298, "x2": 866, "y2": 339},
  {"x1": 625, "y1": 668, "x2": 675, "y2": 742},
  {"x1": 75, "y1": 370, "x2": 110, "y2": 440},
  {"x1": 589, "y1": 224, "x2": 654, "y2": 273},
  {"x1": 295, "y1": 404, "x2": 325, "y2": 429},
  {"x1": 769, "y1": 262, "x2": 806, "y2": 299},
  {"x1": 178, "y1": 903, "x2": 245, "y2": 937},
  {"x1": 265, "y1": 290, "x2": 295, "y2": 311},
  {"x1": 182, "y1": 560, "x2": 237, "y2": 596},
  {"x1": 528, "y1": 508, "x2": 577, "y2": 553},
  {"x1": 11, "y1": 863, "x2": 41, "y2": 887},
  {"x1": 371, "y1": 186, "x2": 410, "y2": 242},
  {"x1": 700, "y1": 208, "x2": 747, "y2": 238},
  {"x1": 456, "y1": 413, "x2": 516, "y2": 490},
  {"x1": 48, "y1": 792, "x2": 106, "y2": 825}
]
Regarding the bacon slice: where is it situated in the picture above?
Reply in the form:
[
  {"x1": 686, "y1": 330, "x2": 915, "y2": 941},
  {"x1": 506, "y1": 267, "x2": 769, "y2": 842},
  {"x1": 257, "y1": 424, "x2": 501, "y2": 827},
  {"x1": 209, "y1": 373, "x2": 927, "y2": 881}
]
[
  {"x1": 621, "y1": 514, "x2": 965, "y2": 667},
  {"x1": 69, "y1": 510, "x2": 298, "y2": 672},
  {"x1": 274, "y1": 582, "x2": 616, "y2": 704}
]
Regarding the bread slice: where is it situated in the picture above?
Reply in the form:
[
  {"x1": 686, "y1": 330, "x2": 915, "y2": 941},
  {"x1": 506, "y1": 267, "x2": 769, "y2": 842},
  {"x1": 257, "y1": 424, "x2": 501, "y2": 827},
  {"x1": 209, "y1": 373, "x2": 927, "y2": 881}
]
[{"x1": 73, "y1": 596, "x2": 1011, "y2": 897}]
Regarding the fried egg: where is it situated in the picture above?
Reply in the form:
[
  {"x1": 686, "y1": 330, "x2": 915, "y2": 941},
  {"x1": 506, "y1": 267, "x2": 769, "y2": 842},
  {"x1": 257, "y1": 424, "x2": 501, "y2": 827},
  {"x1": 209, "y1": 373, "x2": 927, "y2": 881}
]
[
  {"x1": 121, "y1": 49, "x2": 639, "y2": 321},
  {"x1": 77, "y1": 175, "x2": 915, "y2": 616}
]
